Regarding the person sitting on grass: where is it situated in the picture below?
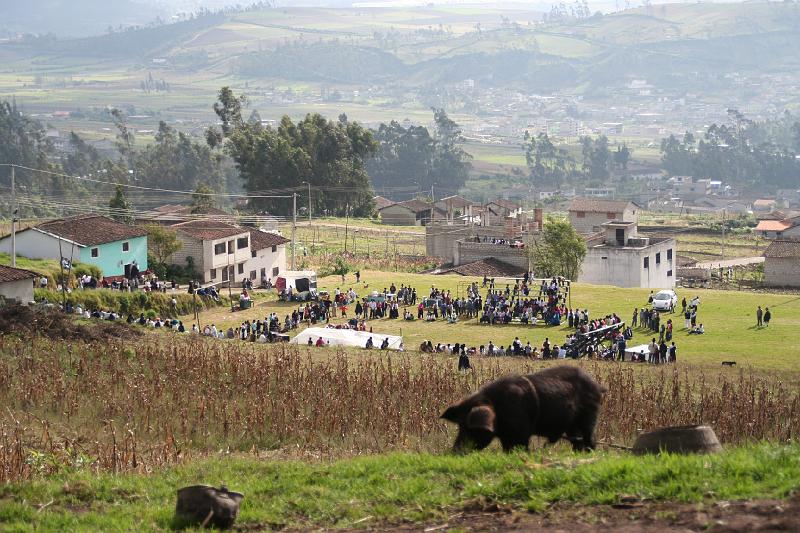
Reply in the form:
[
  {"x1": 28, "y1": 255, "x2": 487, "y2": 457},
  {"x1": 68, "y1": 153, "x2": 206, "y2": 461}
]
[
  {"x1": 365, "y1": 336, "x2": 374, "y2": 349},
  {"x1": 380, "y1": 338, "x2": 390, "y2": 350},
  {"x1": 689, "y1": 323, "x2": 705, "y2": 335},
  {"x1": 316, "y1": 337, "x2": 325, "y2": 347}
]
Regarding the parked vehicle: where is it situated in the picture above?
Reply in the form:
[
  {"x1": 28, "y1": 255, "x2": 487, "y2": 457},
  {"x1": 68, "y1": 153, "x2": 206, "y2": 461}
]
[{"x1": 651, "y1": 289, "x2": 678, "y2": 311}]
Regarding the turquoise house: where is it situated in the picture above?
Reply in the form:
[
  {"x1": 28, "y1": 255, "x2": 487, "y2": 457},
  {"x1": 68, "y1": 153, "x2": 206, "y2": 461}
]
[{"x1": 0, "y1": 215, "x2": 148, "y2": 278}]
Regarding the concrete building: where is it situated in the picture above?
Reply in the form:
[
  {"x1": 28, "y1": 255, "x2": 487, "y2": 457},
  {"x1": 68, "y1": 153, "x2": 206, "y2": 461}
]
[
  {"x1": 568, "y1": 198, "x2": 640, "y2": 234},
  {"x1": 170, "y1": 220, "x2": 288, "y2": 285},
  {"x1": 763, "y1": 239, "x2": 800, "y2": 288},
  {"x1": 0, "y1": 215, "x2": 148, "y2": 277},
  {"x1": 0, "y1": 264, "x2": 38, "y2": 303},
  {"x1": 579, "y1": 221, "x2": 676, "y2": 289}
]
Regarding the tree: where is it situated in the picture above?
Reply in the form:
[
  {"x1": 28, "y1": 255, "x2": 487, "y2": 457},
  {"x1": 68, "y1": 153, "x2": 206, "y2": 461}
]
[
  {"x1": 146, "y1": 224, "x2": 183, "y2": 266},
  {"x1": 109, "y1": 184, "x2": 133, "y2": 223},
  {"x1": 525, "y1": 133, "x2": 573, "y2": 187},
  {"x1": 0, "y1": 99, "x2": 54, "y2": 191},
  {"x1": 191, "y1": 183, "x2": 215, "y2": 214},
  {"x1": 525, "y1": 217, "x2": 586, "y2": 281},
  {"x1": 208, "y1": 87, "x2": 378, "y2": 216}
]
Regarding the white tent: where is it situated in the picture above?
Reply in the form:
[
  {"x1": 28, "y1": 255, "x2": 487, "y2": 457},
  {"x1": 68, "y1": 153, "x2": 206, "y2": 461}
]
[{"x1": 291, "y1": 327, "x2": 403, "y2": 350}]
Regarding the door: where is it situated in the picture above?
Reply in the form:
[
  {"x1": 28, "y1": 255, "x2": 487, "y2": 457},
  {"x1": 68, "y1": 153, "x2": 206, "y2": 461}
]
[{"x1": 615, "y1": 228, "x2": 625, "y2": 246}]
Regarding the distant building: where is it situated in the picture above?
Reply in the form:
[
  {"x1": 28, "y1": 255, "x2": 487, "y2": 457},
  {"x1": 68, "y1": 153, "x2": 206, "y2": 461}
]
[
  {"x1": 583, "y1": 187, "x2": 615, "y2": 198},
  {"x1": 483, "y1": 199, "x2": 522, "y2": 226},
  {"x1": 0, "y1": 264, "x2": 38, "y2": 303},
  {"x1": 753, "y1": 199, "x2": 778, "y2": 213},
  {"x1": 378, "y1": 199, "x2": 443, "y2": 226},
  {"x1": 435, "y1": 195, "x2": 477, "y2": 224},
  {"x1": 0, "y1": 215, "x2": 147, "y2": 277},
  {"x1": 140, "y1": 204, "x2": 232, "y2": 225},
  {"x1": 580, "y1": 221, "x2": 676, "y2": 289},
  {"x1": 763, "y1": 239, "x2": 800, "y2": 287},
  {"x1": 567, "y1": 198, "x2": 639, "y2": 234}
]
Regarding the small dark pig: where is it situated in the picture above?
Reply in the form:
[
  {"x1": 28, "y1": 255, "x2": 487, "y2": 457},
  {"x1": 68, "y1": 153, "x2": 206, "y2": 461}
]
[{"x1": 441, "y1": 366, "x2": 605, "y2": 452}]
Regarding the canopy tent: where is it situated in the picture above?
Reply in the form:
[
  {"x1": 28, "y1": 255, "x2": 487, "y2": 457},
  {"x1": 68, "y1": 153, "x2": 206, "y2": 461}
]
[
  {"x1": 291, "y1": 327, "x2": 403, "y2": 350},
  {"x1": 275, "y1": 270, "x2": 317, "y2": 292}
]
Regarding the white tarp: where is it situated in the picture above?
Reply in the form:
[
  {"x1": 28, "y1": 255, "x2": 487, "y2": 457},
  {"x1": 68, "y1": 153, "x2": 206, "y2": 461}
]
[
  {"x1": 291, "y1": 327, "x2": 403, "y2": 350},
  {"x1": 625, "y1": 343, "x2": 653, "y2": 361}
]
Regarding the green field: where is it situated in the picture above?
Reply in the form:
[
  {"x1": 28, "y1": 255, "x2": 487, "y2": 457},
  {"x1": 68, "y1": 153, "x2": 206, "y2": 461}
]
[{"x1": 2, "y1": 443, "x2": 798, "y2": 531}]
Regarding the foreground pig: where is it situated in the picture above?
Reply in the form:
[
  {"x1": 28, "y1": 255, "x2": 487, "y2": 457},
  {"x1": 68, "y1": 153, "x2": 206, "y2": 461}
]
[{"x1": 441, "y1": 366, "x2": 605, "y2": 452}]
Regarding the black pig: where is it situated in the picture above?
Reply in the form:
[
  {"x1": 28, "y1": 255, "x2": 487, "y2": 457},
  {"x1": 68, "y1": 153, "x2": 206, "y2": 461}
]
[{"x1": 441, "y1": 366, "x2": 605, "y2": 452}]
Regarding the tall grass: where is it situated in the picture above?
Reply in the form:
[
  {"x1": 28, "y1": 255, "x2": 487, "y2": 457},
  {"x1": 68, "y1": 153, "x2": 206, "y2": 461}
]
[{"x1": 1, "y1": 336, "x2": 798, "y2": 482}]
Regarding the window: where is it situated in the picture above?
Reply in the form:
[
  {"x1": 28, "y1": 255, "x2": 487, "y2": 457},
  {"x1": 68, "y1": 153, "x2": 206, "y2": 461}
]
[
  {"x1": 656, "y1": 252, "x2": 661, "y2": 265},
  {"x1": 237, "y1": 237, "x2": 249, "y2": 249},
  {"x1": 227, "y1": 240, "x2": 234, "y2": 254},
  {"x1": 250, "y1": 270, "x2": 257, "y2": 280},
  {"x1": 214, "y1": 243, "x2": 226, "y2": 255},
  {"x1": 91, "y1": 248, "x2": 99, "y2": 258},
  {"x1": 210, "y1": 268, "x2": 217, "y2": 279},
  {"x1": 222, "y1": 267, "x2": 229, "y2": 282},
  {"x1": 667, "y1": 249, "x2": 673, "y2": 260},
  {"x1": 122, "y1": 242, "x2": 130, "y2": 252},
  {"x1": 667, "y1": 270, "x2": 673, "y2": 277},
  {"x1": 607, "y1": 212, "x2": 617, "y2": 219},
  {"x1": 576, "y1": 211, "x2": 586, "y2": 218},
  {"x1": 643, "y1": 257, "x2": 649, "y2": 269},
  {"x1": 271, "y1": 245, "x2": 277, "y2": 253},
  {"x1": 238, "y1": 263, "x2": 244, "y2": 275},
  {"x1": 272, "y1": 267, "x2": 279, "y2": 277},
  {"x1": 251, "y1": 250, "x2": 257, "y2": 258},
  {"x1": 260, "y1": 268, "x2": 266, "y2": 279}
]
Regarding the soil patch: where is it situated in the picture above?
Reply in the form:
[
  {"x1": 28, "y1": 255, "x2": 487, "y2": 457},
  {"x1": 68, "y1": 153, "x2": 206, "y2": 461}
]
[
  {"x1": 315, "y1": 494, "x2": 800, "y2": 532},
  {"x1": 0, "y1": 304, "x2": 141, "y2": 342}
]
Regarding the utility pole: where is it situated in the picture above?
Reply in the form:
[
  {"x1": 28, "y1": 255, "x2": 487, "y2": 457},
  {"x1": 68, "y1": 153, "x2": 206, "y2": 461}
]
[
  {"x1": 11, "y1": 165, "x2": 16, "y2": 267},
  {"x1": 291, "y1": 193, "x2": 297, "y2": 270},
  {"x1": 721, "y1": 208, "x2": 726, "y2": 261},
  {"x1": 344, "y1": 203, "x2": 349, "y2": 253},
  {"x1": 306, "y1": 181, "x2": 312, "y2": 224}
]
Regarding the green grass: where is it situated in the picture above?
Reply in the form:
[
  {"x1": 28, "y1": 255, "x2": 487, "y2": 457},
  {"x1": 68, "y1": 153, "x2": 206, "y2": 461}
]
[
  {"x1": 2, "y1": 443, "x2": 798, "y2": 531},
  {"x1": 0, "y1": 252, "x2": 63, "y2": 281}
]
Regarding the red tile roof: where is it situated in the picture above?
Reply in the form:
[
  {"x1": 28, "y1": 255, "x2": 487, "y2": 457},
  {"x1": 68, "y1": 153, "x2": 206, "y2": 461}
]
[
  {"x1": 764, "y1": 239, "x2": 800, "y2": 258},
  {"x1": 172, "y1": 220, "x2": 247, "y2": 240},
  {"x1": 0, "y1": 264, "x2": 39, "y2": 283},
  {"x1": 755, "y1": 220, "x2": 792, "y2": 232},
  {"x1": 34, "y1": 215, "x2": 147, "y2": 247},
  {"x1": 373, "y1": 196, "x2": 394, "y2": 211},
  {"x1": 249, "y1": 229, "x2": 290, "y2": 250},
  {"x1": 397, "y1": 199, "x2": 435, "y2": 213}
]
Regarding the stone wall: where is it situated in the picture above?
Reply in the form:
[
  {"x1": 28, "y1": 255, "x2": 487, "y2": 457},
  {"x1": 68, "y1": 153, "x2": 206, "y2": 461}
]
[{"x1": 425, "y1": 224, "x2": 507, "y2": 263}]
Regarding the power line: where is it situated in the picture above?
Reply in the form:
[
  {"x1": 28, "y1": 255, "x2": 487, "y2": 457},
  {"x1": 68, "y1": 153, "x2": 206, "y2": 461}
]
[{"x1": 0, "y1": 164, "x2": 293, "y2": 199}]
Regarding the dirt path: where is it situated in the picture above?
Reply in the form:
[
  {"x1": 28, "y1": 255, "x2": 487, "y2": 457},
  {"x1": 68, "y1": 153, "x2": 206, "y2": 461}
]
[
  {"x1": 696, "y1": 256, "x2": 765, "y2": 269},
  {"x1": 315, "y1": 495, "x2": 800, "y2": 532}
]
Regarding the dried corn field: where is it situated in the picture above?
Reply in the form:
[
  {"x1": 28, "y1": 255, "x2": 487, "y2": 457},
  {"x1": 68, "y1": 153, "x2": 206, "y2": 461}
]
[{"x1": 1, "y1": 336, "x2": 799, "y2": 482}]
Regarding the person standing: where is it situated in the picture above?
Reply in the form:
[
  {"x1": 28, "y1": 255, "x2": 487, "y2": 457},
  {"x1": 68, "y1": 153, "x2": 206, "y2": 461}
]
[
  {"x1": 659, "y1": 340, "x2": 668, "y2": 365},
  {"x1": 764, "y1": 307, "x2": 772, "y2": 327},
  {"x1": 631, "y1": 307, "x2": 638, "y2": 328},
  {"x1": 756, "y1": 305, "x2": 763, "y2": 328},
  {"x1": 648, "y1": 338, "x2": 658, "y2": 364},
  {"x1": 669, "y1": 342, "x2": 677, "y2": 363}
]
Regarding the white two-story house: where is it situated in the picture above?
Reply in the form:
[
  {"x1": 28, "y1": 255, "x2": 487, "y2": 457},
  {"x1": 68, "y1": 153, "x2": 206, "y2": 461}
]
[{"x1": 169, "y1": 220, "x2": 289, "y2": 285}]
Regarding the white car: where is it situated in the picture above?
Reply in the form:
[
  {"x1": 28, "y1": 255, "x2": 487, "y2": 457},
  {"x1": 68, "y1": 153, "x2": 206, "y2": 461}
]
[{"x1": 651, "y1": 289, "x2": 678, "y2": 312}]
